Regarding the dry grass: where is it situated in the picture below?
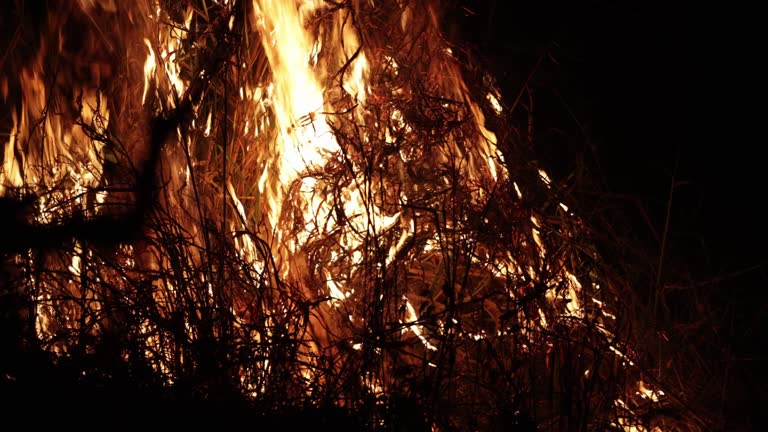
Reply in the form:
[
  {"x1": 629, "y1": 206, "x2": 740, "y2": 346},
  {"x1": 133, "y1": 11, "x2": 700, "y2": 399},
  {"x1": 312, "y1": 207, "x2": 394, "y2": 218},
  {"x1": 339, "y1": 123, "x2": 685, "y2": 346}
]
[{"x1": 0, "y1": 0, "x2": 723, "y2": 430}]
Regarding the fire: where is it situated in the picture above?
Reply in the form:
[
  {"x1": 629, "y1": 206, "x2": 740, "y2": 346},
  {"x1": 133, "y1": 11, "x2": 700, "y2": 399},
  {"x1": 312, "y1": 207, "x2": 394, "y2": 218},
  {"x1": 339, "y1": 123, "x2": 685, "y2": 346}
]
[
  {"x1": 0, "y1": 0, "x2": 685, "y2": 429},
  {"x1": 142, "y1": 39, "x2": 156, "y2": 104}
]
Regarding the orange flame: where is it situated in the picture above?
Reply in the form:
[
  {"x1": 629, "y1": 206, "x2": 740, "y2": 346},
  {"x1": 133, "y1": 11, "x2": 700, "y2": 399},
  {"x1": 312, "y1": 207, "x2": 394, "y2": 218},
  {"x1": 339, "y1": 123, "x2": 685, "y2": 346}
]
[{"x1": 0, "y1": 0, "x2": 670, "y2": 427}]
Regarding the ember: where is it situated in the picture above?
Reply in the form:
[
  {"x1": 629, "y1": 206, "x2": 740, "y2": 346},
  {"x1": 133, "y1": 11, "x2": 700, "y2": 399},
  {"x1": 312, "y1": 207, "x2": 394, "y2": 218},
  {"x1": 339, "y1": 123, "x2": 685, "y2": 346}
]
[{"x1": 1, "y1": 1, "x2": 707, "y2": 430}]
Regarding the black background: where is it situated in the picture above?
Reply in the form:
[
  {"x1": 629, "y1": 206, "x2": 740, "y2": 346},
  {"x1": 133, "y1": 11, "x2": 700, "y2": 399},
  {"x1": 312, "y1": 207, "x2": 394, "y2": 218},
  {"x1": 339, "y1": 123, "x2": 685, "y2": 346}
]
[
  {"x1": 453, "y1": 0, "x2": 763, "y2": 266},
  {"x1": 454, "y1": 0, "x2": 766, "y2": 427}
]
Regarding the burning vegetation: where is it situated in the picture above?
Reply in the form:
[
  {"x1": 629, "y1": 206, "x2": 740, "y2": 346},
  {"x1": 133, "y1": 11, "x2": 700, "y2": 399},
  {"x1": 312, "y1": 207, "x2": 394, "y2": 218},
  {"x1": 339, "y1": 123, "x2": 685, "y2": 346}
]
[{"x1": 1, "y1": 0, "x2": 712, "y2": 430}]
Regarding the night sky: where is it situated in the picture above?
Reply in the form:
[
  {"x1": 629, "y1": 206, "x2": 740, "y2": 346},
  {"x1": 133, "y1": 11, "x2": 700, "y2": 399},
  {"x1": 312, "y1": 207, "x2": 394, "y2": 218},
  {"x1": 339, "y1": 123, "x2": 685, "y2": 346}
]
[
  {"x1": 455, "y1": 0, "x2": 766, "y2": 426},
  {"x1": 455, "y1": 0, "x2": 756, "y2": 260}
]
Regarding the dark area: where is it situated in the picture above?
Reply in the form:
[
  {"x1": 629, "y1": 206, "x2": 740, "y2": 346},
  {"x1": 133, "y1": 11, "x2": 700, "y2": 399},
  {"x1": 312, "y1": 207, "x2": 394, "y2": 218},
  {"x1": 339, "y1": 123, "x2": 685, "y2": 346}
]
[{"x1": 454, "y1": 0, "x2": 766, "y2": 429}]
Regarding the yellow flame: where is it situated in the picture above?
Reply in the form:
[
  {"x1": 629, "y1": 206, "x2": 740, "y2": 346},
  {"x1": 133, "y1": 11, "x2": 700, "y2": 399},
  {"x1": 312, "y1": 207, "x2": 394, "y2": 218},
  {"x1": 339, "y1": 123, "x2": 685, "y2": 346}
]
[
  {"x1": 486, "y1": 92, "x2": 503, "y2": 114},
  {"x1": 142, "y1": 38, "x2": 156, "y2": 104},
  {"x1": 1, "y1": 2, "x2": 668, "y2": 424}
]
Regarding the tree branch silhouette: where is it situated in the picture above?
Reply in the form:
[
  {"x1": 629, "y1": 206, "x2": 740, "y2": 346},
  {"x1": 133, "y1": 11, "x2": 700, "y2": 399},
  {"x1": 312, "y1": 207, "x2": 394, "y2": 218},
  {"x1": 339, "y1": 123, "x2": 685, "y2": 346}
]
[{"x1": 0, "y1": 1, "x2": 242, "y2": 254}]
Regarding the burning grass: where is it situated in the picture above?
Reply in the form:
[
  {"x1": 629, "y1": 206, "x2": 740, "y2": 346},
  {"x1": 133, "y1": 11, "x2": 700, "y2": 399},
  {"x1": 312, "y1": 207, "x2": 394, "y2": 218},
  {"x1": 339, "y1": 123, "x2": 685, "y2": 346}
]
[{"x1": 1, "y1": 0, "x2": 716, "y2": 430}]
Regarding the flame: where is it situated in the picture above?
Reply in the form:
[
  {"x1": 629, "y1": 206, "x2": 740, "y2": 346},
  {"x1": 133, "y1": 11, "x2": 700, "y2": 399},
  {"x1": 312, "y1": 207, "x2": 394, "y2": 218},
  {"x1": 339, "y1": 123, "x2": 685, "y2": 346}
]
[
  {"x1": 638, "y1": 380, "x2": 665, "y2": 402},
  {"x1": 0, "y1": 0, "x2": 673, "y2": 428},
  {"x1": 251, "y1": 0, "x2": 339, "y2": 227},
  {"x1": 1, "y1": 8, "x2": 112, "y2": 345},
  {"x1": 142, "y1": 38, "x2": 156, "y2": 104}
]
